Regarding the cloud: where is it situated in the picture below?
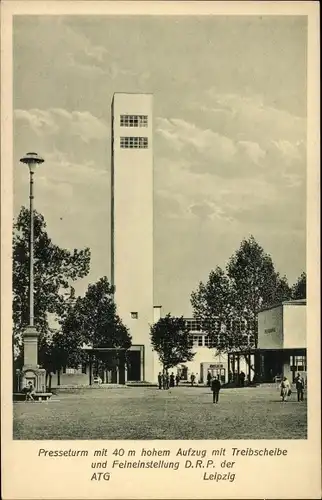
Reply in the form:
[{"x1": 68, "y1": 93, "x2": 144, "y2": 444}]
[
  {"x1": 14, "y1": 108, "x2": 109, "y2": 143},
  {"x1": 156, "y1": 90, "x2": 306, "y2": 188},
  {"x1": 13, "y1": 106, "x2": 110, "y2": 235},
  {"x1": 16, "y1": 148, "x2": 109, "y2": 207},
  {"x1": 204, "y1": 91, "x2": 306, "y2": 142},
  {"x1": 14, "y1": 17, "x2": 109, "y2": 70},
  {"x1": 61, "y1": 20, "x2": 110, "y2": 64},
  {"x1": 156, "y1": 117, "x2": 237, "y2": 163},
  {"x1": 271, "y1": 140, "x2": 303, "y2": 163},
  {"x1": 237, "y1": 140, "x2": 266, "y2": 165},
  {"x1": 189, "y1": 201, "x2": 234, "y2": 223},
  {"x1": 155, "y1": 155, "x2": 274, "y2": 227},
  {"x1": 15, "y1": 109, "x2": 59, "y2": 135},
  {"x1": 14, "y1": 17, "x2": 143, "y2": 105},
  {"x1": 67, "y1": 53, "x2": 108, "y2": 77},
  {"x1": 155, "y1": 189, "x2": 191, "y2": 220},
  {"x1": 154, "y1": 92, "x2": 306, "y2": 233}
]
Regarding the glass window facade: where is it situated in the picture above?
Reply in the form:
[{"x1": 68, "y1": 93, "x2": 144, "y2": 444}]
[
  {"x1": 120, "y1": 115, "x2": 148, "y2": 127},
  {"x1": 120, "y1": 137, "x2": 148, "y2": 149},
  {"x1": 185, "y1": 319, "x2": 202, "y2": 332}
]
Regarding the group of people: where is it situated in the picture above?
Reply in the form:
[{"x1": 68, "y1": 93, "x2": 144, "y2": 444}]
[
  {"x1": 158, "y1": 371, "x2": 201, "y2": 389},
  {"x1": 227, "y1": 370, "x2": 247, "y2": 386},
  {"x1": 158, "y1": 371, "x2": 181, "y2": 390},
  {"x1": 159, "y1": 369, "x2": 306, "y2": 404},
  {"x1": 280, "y1": 373, "x2": 306, "y2": 402},
  {"x1": 158, "y1": 370, "x2": 223, "y2": 404}
]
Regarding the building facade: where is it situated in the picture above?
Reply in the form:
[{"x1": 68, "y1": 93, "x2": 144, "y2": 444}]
[
  {"x1": 176, "y1": 319, "x2": 249, "y2": 384},
  {"x1": 257, "y1": 299, "x2": 306, "y2": 382},
  {"x1": 49, "y1": 299, "x2": 306, "y2": 387},
  {"x1": 111, "y1": 93, "x2": 156, "y2": 382},
  {"x1": 49, "y1": 316, "x2": 232, "y2": 387}
]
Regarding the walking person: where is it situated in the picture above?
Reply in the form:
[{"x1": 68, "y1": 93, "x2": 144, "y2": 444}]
[
  {"x1": 190, "y1": 373, "x2": 196, "y2": 386},
  {"x1": 169, "y1": 372, "x2": 175, "y2": 388},
  {"x1": 158, "y1": 372, "x2": 162, "y2": 390},
  {"x1": 240, "y1": 371, "x2": 246, "y2": 387},
  {"x1": 175, "y1": 373, "x2": 180, "y2": 387},
  {"x1": 211, "y1": 375, "x2": 221, "y2": 404},
  {"x1": 207, "y1": 370, "x2": 212, "y2": 387},
  {"x1": 295, "y1": 373, "x2": 305, "y2": 402},
  {"x1": 280, "y1": 376, "x2": 291, "y2": 402}
]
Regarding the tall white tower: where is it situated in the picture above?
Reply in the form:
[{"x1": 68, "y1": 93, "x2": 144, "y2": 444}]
[{"x1": 111, "y1": 93, "x2": 154, "y2": 382}]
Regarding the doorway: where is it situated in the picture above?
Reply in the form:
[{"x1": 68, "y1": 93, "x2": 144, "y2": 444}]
[
  {"x1": 210, "y1": 367, "x2": 226, "y2": 383},
  {"x1": 263, "y1": 351, "x2": 284, "y2": 382},
  {"x1": 127, "y1": 351, "x2": 141, "y2": 381}
]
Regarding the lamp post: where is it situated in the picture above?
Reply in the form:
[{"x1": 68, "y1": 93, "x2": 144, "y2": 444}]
[
  {"x1": 18, "y1": 152, "x2": 47, "y2": 394},
  {"x1": 20, "y1": 153, "x2": 44, "y2": 328}
]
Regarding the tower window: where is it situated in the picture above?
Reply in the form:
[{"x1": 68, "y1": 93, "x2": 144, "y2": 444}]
[
  {"x1": 120, "y1": 115, "x2": 148, "y2": 127},
  {"x1": 120, "y1": 137, "x2": 148, "y2": 149},
  {"x1": 131, "y1": 312, "x2": 138, "y2": 319}
]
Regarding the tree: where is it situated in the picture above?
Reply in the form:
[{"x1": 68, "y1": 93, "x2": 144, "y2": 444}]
[
  {"x1": 13, "y1": 206, "x2": 91, "y2": 357},
  {"x1": 227, "y1": 236, "x2": 291, "y2": 348},
  {"x1": 60, "y1": 277, "x2": 132, "y2": 377},
  {"x1": 191, "y1": 266, "x2": 236, "y2": 352},
  {"x1": 191, "y1": 236, "x2": 292, "y2": 354},
  {"x1": 150, "y1": 314, "x2": 195, "y2": 370},
  {"x1": 64, "y1": 277, "x2": 131, "y2": 348},
  {"x1": 291, "y1": 272, "x2": 306, "y2": 299}
]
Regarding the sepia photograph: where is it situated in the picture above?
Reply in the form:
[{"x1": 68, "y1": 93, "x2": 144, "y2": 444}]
[
  {"x1": 1, "y1": 3, "x2": 320, "y2": 499},
  {"x1": 10, "y1": 13, "x2": 310, "y2": 442}
]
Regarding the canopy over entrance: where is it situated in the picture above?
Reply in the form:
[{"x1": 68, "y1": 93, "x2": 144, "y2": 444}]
[{"x1": 81, "y1": 345, "x2": 145, "y2": 384}]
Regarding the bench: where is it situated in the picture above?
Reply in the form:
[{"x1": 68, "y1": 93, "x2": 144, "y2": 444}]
[{"x1": 13, "y1": 392, "x2": 53, "y2": 402}]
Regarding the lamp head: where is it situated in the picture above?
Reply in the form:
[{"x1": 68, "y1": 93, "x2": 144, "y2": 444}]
[{"x1": 20, "y1": 152, "x2": 44, "y2": 173}]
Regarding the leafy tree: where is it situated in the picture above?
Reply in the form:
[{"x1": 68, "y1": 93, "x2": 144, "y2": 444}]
[
  {"x1": 226, "y1": 236, "x2": 291, "y2": 348},
  {"x1": 60, "y1": 277, "x2": 132, "y2": 377},
  {"x1": 150, "y1": 314, "x2": 195, "y2": 370},
  {"x1": 39, "y1": 326, "x2": 88, "y2": 389},
  {"x1": 191, "y1": 236, "x2": 292, "y2": 353},
  {"x1": 291, "y1": 272, "x2": 306, "y2": 299},
  {"x1": 64, "y1": 277, "x2": 131, "y2": 348},
  {"x1": 13, "y1": 207, "x2": 91, "y2": 357},
  {"x1": 191, "y1": 267, "x2": 236, "y2": 352}
]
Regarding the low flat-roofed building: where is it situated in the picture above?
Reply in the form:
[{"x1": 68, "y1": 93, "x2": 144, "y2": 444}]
[
  {"x1": 48, "y1": 300, "x2": 306, "y2": 388},
  {"x1": 175, "y1": 318, "x2": 249, "y2": 385},
  {"x1": 257, "y1": 299, "x2": 306, "y2": 382}
]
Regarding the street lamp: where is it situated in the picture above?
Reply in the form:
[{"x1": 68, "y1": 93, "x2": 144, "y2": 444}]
[
  {"x1": 20, "y1": 152, "x2": 44, "y2": 328},
  {"x1": 17, "y1": 152, "x2": 47, "y2": 395}
]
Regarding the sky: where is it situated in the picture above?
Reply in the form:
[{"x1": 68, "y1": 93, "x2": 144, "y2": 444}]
[{"x1": 13, "y1": 15, "x2": 307, "y2": 316}]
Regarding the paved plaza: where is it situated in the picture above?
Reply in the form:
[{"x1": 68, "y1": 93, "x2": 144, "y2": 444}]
[{"x1": 13, "y1": 385, "x2": 307, "y2": 440}]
